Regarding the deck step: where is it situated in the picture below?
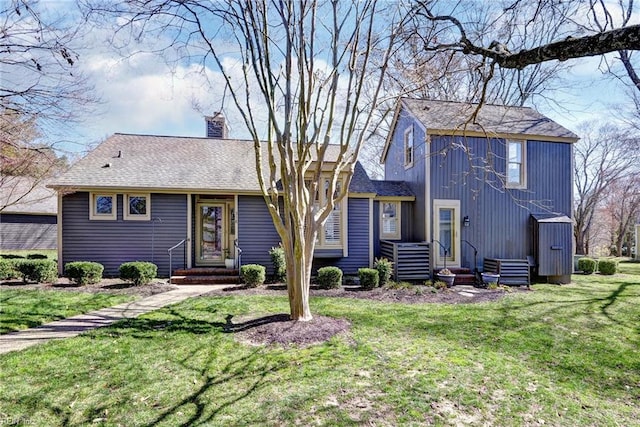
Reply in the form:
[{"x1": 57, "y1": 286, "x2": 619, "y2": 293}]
[
  {"x1": 453, "y1": 273, "x2": 476, "y2": 285},
  {"x1": 173, "y1": 268, "x2": 238, "y2": 276},
  {"x1": 171, "y1": 275, "x2": 241, "y2": 285},
  {"x1": 171, "y1": 268, "x2": 240, "y2": 285}
]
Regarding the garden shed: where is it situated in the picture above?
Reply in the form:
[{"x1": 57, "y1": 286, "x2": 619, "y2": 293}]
[{"x1": 531, "y1": 214, "x2": 574, "y2": 283}]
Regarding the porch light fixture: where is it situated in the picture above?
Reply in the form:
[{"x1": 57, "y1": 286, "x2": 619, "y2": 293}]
[{"x1": 463, "y1": 215, "x2": 470, "y2": 227}]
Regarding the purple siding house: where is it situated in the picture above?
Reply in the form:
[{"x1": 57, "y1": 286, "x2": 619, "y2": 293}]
[
  {"x1": 381, "y1": 99, "x2": 578, "y2": 284},
  {"x1": 1, "y1": 176, "x2": 58, "y2": 250},
  {"x1": 51, "y1": 99, "x2": 577, "y2": 284},
  {"x1": 50, "y1": 115, "x2": 414, "y2": 278}
]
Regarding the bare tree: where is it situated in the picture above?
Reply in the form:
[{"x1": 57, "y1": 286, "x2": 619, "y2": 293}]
[
  {"x1": 600, "y1": 175, "x2": 640, "y2": 256},
  {"x1": 87, "y1": 0, "x2": 405, "y2": 320},
  {"x1": 573, "y1": 123, "x2": 640, "y2": 255},
  {"x1": 1, "y1": 0, "x2": 95, "y2": 203}
]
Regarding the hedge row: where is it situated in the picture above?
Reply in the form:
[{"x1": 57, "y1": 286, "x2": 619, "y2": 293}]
[
  {"x1": 577, "y1": 257, "x2": 618, "y2": 275},
  {"x1": 0, "y1": 259, "x2": 57, "y2": 283}
]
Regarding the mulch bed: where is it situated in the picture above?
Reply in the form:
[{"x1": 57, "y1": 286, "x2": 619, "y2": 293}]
[
  {"x1": 1, "y1": 279, "x2": 526, "y2": 347},
  {"x1": 0, "y1": 278, "x2": 177, "y2": 297}
]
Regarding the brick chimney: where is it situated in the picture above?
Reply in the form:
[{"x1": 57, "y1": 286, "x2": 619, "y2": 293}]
[{"x1": 205, "y1": 113, "x2": 229, "y2": 139}]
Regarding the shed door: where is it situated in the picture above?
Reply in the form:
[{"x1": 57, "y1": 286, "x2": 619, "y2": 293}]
[{"x1": 433, "y1": 199, "x2": 461, "y2": 268}]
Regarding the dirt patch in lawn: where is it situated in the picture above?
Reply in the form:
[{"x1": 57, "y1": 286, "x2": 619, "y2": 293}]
[{"x1": 0, "y1": 278, "x2": 177, "y2": 297}]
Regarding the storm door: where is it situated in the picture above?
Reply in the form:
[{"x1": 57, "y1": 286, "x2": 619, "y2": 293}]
[
  {"x1": 433, "y1": 199, "x2": 461, "y2": 268},
  {"x1": 196, "y1": 203, "x2": 225, "y2": 265}
]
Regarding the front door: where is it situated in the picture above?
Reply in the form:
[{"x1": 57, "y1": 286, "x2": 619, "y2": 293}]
[
  {"x1": 196, "y1": 203, "x2": 226, "y2": 265},
  {"x1": 433, "y1": 199, "x2": 461, "y2": 268}
]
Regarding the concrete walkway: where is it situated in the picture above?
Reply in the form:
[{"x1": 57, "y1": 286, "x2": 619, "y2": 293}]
[{"x1": 0, "y1": 285, "x2": 223, "y2": 355}]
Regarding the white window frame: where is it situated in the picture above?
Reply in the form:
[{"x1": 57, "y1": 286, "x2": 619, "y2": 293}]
[
  {"x1": 433, "y1": 199, "x2": 461, "y2": 268},
  {"x1": 124, "y1": 193, "x2": 151, "y2": 221},
  {"x1": 404, "y1": 126, "x2": 414, "y2": 168},
  {"x1": 90, "y1": 192, "x2": 117, "y2": 220},
  {"x1": 380, "y1": 200, "x2": 401, "y2": 240},
  {"x1": 315, "y1": 178, "x2": 346, "y2": 250},
  {"x1": 506, "y1": 140, "x2": 527, "y2": 189}
]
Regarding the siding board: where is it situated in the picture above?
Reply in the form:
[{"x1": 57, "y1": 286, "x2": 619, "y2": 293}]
[
  {"x1": 0, "y1": 214, "x2": 57, "y2": 250},
  {"x1": 61, "y1": 192, "x2": 187, "y2": 277}
]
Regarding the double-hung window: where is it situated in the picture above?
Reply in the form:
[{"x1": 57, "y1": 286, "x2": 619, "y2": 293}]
[
  {"x1": 404, "y1": 126, "x2": 414, "y2": 168},
  {"x1": 380, "y1": 201, "x2": 401, "y2": 240},
  {"x1": 506, "y1": 140, "x2": 526, "y2": 188},
  {"x1": 314, "y1": 178, "x2": 344, "y2": 248}
]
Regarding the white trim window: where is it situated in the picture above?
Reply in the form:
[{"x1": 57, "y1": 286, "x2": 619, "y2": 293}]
[
  {"x1": 404, "y1": 125, "x2": 414, "y2": 168},
  {"x1": 380, "y1": 201, "x2": 401, "y2": 240},
  {"x1": 124, "y1": 193, "x2": 151, "y2": 221},
  {"x1": 90, "y1": 193, "x2": 117, "y2": 220},
  {"x1": 506, "y1": 140, "x2": 527, "y2": 188},
  {"x1": 313, "y1": 178, "x2": 345, "y2": 249}
]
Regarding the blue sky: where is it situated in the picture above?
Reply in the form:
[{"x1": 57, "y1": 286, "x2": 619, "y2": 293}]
[{"x1": 38, "y1": 1, "x2": 638, "y2": 157}]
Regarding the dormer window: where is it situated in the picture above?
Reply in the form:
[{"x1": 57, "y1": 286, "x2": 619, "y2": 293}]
[{"x1": 404, "y1": 126, "x2": 414, "y2": 168}]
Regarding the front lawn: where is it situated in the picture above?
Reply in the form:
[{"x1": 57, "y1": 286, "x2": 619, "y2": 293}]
[
  {"x1": 0, "y1": 277, "x2": 637, "y2": 426},
  {"x1": 0, "y1": 290, "x2": 134, "y2": 334}
]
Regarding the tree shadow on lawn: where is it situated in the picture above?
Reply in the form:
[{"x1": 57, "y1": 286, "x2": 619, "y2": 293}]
[
  {"x1": 85, "y1": 311, "x2": 330, "y2": 426},
  {"x1": 500, "y1": 279, "x2": 639, "y2": 329}
]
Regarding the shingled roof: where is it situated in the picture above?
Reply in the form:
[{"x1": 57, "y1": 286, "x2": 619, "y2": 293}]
[
  {"x1": 1, "y1": 176, "x2": 57, "y2": 215},
  {"x1": 50, "y1": 133, "x2": 376, "y2": 194},
  {"x1": 402, "y1": 98, "x2": 578, "y2": 141}
]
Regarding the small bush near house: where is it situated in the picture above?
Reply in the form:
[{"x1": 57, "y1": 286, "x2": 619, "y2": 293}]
[
  {"x1": 598, "y1": 259, "x2": 618, "y2": 275},
  {"x1": 119, "y1": 262, "x2": 157, "y2": 286},
  {"x1": 65, "y1": 262, "x2": 104, "y2": 285},
  {"x1": 358, "y1": 268, "x2": 379, "y2": 290},
  {"x1": 374, "y1": 257, "x2": 393, "y2": 287},
  {"x1": 0, "y1": 259, "x2": 20, "y2": 280},
  {"x1": 578, "y1": 257, "x2": 597, "y2": 274},
  {"x1": 317, "y1": 266, "x2": 343, "y2": 289},
  {"x1": 27, "y1": 254, "x2": 49, "y2": 260},
  {"x1": 269, "y1": 245, "x2": 286, "y2": 282},
  {"x1": 433, "y1": 280, "x2": 448, "y2": 290},
  {"x1": 16, "y1": 260, "x2": 58, "y2": 283},
  {"x1": 241, "y1": 264, "x2": 266, "y2": 287}
]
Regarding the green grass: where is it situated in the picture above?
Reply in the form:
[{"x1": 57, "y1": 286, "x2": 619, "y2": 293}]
[
  {"x1": 0, "y1": 276, "x2": 638, "y2": 426},
  {"x1": 0, "y1": 290, "x2": 134, "y2": 334},
  {"x1": 0, "y1": 249, "x2": 57, "y2": 260}
]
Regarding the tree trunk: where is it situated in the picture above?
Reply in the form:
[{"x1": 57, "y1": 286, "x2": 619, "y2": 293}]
[{"x1": 283, "y1": 221, "x2": 314, "y2": 322}]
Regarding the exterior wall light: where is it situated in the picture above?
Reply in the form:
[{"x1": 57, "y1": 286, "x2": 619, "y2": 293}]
[{"x1": 463, "y1": 215, "x2": 470, "y2": 227}]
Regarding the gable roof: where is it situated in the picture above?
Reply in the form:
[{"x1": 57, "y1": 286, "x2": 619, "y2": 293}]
[
  {"x1": 1, "y1": 176, "x2": 57, "y2": 215},
  {"x1": 382, "y1": 98, "x2": 579, "y2": 162},
  {"x1": 50, "y1": 133, "x2": 374, "y2": 194}
]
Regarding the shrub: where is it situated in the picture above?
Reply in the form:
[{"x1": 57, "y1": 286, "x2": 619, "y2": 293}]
[
  {"x1": 374, "y1": 257, "x2": 393, "y2": 287},
  {"x1": 269, "y1": 245, "x2": 286, "y2": 282},
  {"x1": 65, "y1": 261, "x2": 104, "y2": 285},
  {"x1": 598, "y1": 259, "x2": 618, "y2": 275},
  {"x1": 16, "y1": 259, "x2": 57, "y2": 283},
  {"x1": 0, "y1": 259, "x2": 21, "y2": 280},
  {"x1": 27, "y1": 253, "x2": 48, "y2": 260},
  {"x1": 241, "y1": 264, "x2": 266, "y2": 287},
  {"x1": 433, "y1": 280, "x2": 448, "y2": 290},
  {"x1": 317, "y1": 266, "x2": 343, "y2": 289},
  {"x1": 578, "y1": 257, "x2": 597, "y2": 274},
  {"x1": 358, "y1": 268, "x2": 379, "y2": 290},
  {"x1": 119, "y1": 261, "x2": 157, "y2": 286},
  {"x1": 0, "y1": 254, "x2": 25, "y2": 259}
]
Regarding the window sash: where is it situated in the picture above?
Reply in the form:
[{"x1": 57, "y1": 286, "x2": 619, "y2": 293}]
[
  {"x1": 90, "y1": 193, "x2": 117, "y2": 220},
  {"x1": 404, "y1": 126, "x2": 414, "y2": 167},
  {"x1": 124, "y1": 194, "x2": 151, "y2": 220},
  {"x1": 506, "y1": 140, "x2": 526, "y2": 187}
]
